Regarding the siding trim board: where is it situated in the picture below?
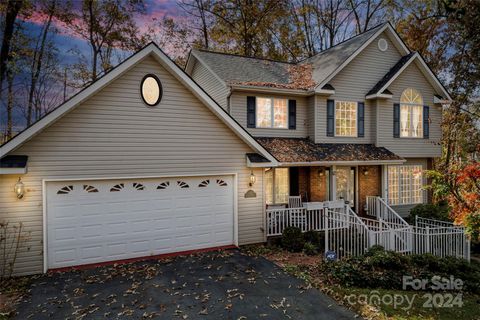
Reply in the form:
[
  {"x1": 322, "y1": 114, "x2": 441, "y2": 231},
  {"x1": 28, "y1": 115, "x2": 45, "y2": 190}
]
[{"x1": 0, "y1": 43, "x2": 277, "y2": 166}]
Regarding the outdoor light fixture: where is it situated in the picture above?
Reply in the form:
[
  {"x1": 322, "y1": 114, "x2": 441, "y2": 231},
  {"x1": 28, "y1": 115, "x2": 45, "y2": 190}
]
[
  {"x1": 363, "y1": 168, "x2": 369, "y2": 176},
  {"x1": 249, "y1": 171, "x2": 256, "y2": 187},
  {"x1": 14, "y1": 177, "x2": 25, "y2": 199},
  {"x1": 318, "y1": 168, "x2": 325, "y2": 177}
]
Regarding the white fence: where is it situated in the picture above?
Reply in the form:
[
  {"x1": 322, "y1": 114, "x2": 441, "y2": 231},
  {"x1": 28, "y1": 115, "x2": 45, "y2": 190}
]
[
  {"x1": 267, "y1": 198, "x2": 470, "y2": 261},
  {"x1": 323, "y1": 209, "x2": 470, "y2": 261},
  {"x1": 415, "y1": 216, "x2": 465, "y2": 230}
]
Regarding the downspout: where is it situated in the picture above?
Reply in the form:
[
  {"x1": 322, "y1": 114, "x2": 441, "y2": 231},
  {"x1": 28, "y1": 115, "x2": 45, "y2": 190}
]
[{"x1": 227, "y1": 86, "x2": 232, "y2": 114}]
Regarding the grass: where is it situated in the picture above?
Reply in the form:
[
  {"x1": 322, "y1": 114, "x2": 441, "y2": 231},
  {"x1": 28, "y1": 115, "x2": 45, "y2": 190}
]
[
  {"x1": 245, "y1": 245, "x2": 480, "y2": 320},
  {"x1": 337, "y1": 287, "x2": 480, "y2": 320}
]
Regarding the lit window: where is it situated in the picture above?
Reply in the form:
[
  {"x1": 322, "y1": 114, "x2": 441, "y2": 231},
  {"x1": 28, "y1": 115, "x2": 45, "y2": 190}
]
[
  {"x1": 141, "y1": 74, "x2": 162, "y2": 106},
  {"x1": 335, "y1": 101, "x2": 357, "y2": 136},
  {"x1": 387, "y1": 165, "x2": 423, "y2": 205},
  {"x1": 400, "y1": 88, "x2": 423, "y2": 138},
  {"x1": 256, "y1": 97, "x2": 287, "y2": 128},
  {"x1": 265, "y1": 168, "x2": 289, "y2": 204}
]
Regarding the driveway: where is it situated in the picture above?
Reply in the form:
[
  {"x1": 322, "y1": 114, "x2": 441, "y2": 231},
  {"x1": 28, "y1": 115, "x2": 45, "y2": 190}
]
[{"x1": 15, "y1": 249, "x2": 357, "y2": 319}]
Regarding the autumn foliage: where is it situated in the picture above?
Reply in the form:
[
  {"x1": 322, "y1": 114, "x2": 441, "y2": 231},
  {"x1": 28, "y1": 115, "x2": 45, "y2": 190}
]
[
  {"x1": 429, "y1": 162, "x2": 480, "y2": 241},
  {"x1": 450, "y1": 163, "x2": 480, "y2": 240}
]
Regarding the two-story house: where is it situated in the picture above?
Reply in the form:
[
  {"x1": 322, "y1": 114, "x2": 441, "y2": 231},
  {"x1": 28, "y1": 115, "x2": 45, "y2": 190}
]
[
  {"x1": 0, "y1": 22, "x2": 452, "y2": 275},
  {"x1": 185, "y1": 22, "x2": 450, "y2": 218}
]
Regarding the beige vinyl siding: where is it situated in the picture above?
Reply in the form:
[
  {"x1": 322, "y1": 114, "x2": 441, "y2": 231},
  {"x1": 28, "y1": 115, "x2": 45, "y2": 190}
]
[
  {"x1": 376, "y1": 61, "x2": 442, "y2": 157},
  {"x1": 230, "y1": 92, "x2": 308, "y2": 138},
  {"x1": 386, "y1": 158, "x2": 428, "y2": 217},
  {"x1": 0, "y1": 55, "x2": 265, "y2": 275},
  {"x1": 315, "y1": 31, "x2": 402, "y2": 143},
  {"x1": 190, "y1": 59, "x2": 230, "y2": 110}
]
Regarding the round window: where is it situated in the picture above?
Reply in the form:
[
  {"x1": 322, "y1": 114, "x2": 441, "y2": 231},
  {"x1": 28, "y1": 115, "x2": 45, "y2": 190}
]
[
  {"x1": 378, "y1": 38, "x2": 388, "y2": 52},
  {"x1": 141, "y1": 74, "x2": 162, "y2": 106}
]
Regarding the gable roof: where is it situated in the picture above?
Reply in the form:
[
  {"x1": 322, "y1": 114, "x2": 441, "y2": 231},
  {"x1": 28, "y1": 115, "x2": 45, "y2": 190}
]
[
  {"x1": 305, "y1": 22, "x2": 411, "y2": 90},
  {"x1": 366, "y1": 52, "x2": 452, "y2": 100},
  {"x1": 0, "y1": 43, "x2": 277, "y2": 165},
  {"x1": 185, "y1": 22, "x2": 414, "y2": 94},
  {"x1": 188, "y1": 49, "x2": 293, "y2": 86}
]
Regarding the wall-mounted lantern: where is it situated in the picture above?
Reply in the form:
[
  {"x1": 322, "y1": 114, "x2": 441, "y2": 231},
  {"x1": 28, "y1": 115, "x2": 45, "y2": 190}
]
[
  {"x1": 318, "y1": 168, "x2": 325, "y2": 177},
  {"x1": 14, "y1": 177, "x2": 25, "y2": 199},
  {"x1": 362, "y1": 168, "x2": 369, "y2": 176},
  {"x1": 249, "y1": 171, "x2": 256, "y2": 187}
]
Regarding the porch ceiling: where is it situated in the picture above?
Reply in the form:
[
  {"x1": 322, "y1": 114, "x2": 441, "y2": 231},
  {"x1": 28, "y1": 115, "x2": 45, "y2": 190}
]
[{"x1": 255, "y1": 137, "x2": 404, "y2": 164}]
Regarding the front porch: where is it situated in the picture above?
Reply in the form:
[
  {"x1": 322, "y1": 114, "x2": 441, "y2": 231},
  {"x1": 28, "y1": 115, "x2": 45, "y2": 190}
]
[{"x1": 267, "y1": 164, "x2": 382, "y2": 216}]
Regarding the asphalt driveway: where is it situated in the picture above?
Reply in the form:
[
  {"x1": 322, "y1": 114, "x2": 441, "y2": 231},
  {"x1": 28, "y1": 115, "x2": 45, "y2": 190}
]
[{"x1": 15, "y1": 249, "x2": 357, "y2": 319}]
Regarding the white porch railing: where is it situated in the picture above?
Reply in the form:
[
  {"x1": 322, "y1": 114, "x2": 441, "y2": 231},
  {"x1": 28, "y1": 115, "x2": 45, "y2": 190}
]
[
  {"x1": 265, "y1": 200, "x2": 345, "y2": 236},
  {"x1": 267, "y1": 197, "x2": 470, "y2": 261}
]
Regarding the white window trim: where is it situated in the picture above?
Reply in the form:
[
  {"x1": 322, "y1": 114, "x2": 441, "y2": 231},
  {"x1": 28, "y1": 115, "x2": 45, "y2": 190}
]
[
  {"x1": 387, "y1": 165, "x2": 424, "y2": 206},
  {"x1": 335, "y1": 101, "x2": 358, "y2": 137},
  {"x1": 266, "y1": 168, "x2": 290, "y2": 205},
  {"x1": 400, "y1": 103, "x2": 423, "y2": 139},
  {"x1": 256, "y1": 97, "x2": 289, "y2": 129}
]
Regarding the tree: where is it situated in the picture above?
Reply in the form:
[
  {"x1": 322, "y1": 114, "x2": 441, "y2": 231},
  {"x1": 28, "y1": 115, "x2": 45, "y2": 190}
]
[
  {"x1": 0, "y1": 0, "x2": 25, "y2": 99},
  {"x1": 348, "y1": 0, "x2": 387, "y2": 33},
  {"x1": 178, "y1": 0, "x2": 213, "y2": 49},
  {"x1": 206, "y1": 0, "x2": 287, "y2": 57},
  {"x1": 25, "y1": 0, "x2": 62, "y2": 125},
  {"x1": 61, "y1": 0, "x2": 147, "y2": 84}
]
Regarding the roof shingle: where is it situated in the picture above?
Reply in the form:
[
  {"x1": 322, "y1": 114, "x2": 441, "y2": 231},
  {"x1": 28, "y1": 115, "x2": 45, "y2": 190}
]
[
  {"x1": 255, "y1": 137, "x2": 403, "y2": 163},
  {"x1": 367, "y1": 52, "x2": 416, "y2": 96}
]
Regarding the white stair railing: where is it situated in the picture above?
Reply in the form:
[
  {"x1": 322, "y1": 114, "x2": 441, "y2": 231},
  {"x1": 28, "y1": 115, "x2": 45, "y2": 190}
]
[
  {"x1": 366, "y1": 196, "x2": 409, "y2": 228},
  {"x1": 324, "y1": 205, "x2": 370, "y2": 258}
]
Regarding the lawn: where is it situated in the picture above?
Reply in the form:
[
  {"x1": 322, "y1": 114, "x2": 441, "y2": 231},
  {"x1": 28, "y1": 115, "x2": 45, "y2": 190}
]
[{"x1": 243, "y1": 245, "x2": 480, "y2": 320}]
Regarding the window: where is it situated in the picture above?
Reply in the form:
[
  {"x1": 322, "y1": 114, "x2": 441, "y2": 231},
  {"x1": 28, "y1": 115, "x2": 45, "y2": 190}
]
[
  {"x1": 141, "y1": 74, "x2": 162, "y2": 106},
  {"x1": 256, "y1": 97, "x2": 288, "y2": 128},
  {"x1": 335, "y1": 101, "x2": 357, "y2": 136},
  {"x1": 387, "y1": 165, "x2": 423, "y2": 205},
  {"x1": 265, "y1": 168, "x2": 289, "y2": 204},
  {"x1": 400, "y1": 88, "x2": 423, "y2": 138}
]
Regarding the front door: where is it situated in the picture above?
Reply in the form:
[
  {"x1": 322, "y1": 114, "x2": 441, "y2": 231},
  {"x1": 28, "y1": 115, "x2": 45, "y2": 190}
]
[{"x1": 335, "y1": 167, "x2": 356, "y2": 209}]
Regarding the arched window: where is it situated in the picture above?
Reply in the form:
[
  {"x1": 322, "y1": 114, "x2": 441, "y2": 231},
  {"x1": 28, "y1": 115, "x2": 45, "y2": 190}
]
[{"x1": 400, "y1": 88, "x2": 423, "y2": 137}]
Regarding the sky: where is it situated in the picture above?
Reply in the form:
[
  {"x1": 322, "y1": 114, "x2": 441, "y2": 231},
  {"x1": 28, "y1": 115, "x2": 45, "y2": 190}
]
[{"x1": 1, "y1": 0, "x2": 186, "y2": 133}]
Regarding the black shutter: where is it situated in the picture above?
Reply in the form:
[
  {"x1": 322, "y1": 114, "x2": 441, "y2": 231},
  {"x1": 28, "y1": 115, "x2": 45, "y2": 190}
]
[
  {"x1": 357, "y1": 102, "x2": 365, "y2": 137},
  {"x1": 327, "y1": 99, "x2": 335, "y2": 137},
  {"x1": 288, "y1": 99, "x2": 296, "y2": 129},
  {"x1": 393, "y1": 103, "x2": 400, "y2": 138},
  {"x1": 247, "y1": 96, "x2": 256, "y2": 128},
  {"x1": 289, "y1": 167, "x2": 299, "y2": 196},
  {"x1": 423, "y1": 105, "x2": 429, "y2": 139}
]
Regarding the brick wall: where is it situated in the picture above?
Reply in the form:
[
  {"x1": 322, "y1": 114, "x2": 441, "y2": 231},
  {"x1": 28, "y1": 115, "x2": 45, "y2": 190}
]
[
  {"x1": 358, "y1": 165, "x2": 382, "y2": 216},
  {"x1": 308, "y1": 167, "x2": 328, "y2": 201}
]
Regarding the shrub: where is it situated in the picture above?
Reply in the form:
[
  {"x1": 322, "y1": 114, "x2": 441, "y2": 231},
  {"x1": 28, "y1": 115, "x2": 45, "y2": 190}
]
[
  {"x1": 320, "y1": 248, "x2": 480, "y2": 293},
  {"x1": 409, "y1": 203, "x2": 450, "y2": 222},
  {"x1": 303, "y1": 242, "x2": 318, "y2": 256},
  {"x1": 303, "y1": 230, "x2": 323, "y2": 249},
  {"x1": 281, "y1": 227, "x2": 304, "y2": 252}
]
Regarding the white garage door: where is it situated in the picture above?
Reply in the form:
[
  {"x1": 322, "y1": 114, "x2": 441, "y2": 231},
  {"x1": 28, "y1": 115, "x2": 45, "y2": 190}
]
[{"x1": 46, "y1": 175, "x2": 235, "y2": 269}]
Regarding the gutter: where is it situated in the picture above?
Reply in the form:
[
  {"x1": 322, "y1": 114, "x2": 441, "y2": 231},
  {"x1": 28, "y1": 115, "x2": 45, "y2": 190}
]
[{"x1": 230, "y1": 84, "x2": 314, "y2": 97}]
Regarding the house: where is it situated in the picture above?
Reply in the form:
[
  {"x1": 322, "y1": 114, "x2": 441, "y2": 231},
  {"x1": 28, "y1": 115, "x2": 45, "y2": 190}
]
[
  {"x1": 185, "y1": 22, "x2": 450, "y2": 218},
  {"x1": 0, "y1": 22, "x2": 453, "y2": 276}
]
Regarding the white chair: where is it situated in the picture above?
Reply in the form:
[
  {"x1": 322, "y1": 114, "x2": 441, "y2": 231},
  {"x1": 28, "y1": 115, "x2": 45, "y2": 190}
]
[{"x1": 288, "y1": 196, "x2": 303, "y2": 208}]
